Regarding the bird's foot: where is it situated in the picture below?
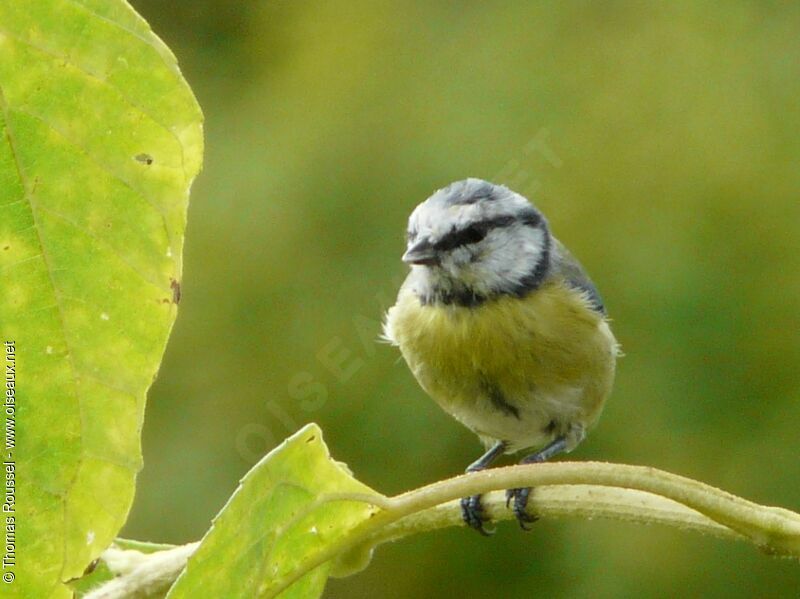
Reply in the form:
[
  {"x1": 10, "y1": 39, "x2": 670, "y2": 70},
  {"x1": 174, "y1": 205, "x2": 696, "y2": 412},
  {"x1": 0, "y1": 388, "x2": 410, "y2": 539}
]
[
  {"x1": 505, "y1": 487, "x2": 538, "y2": 531},
  {"x1": 460, "y1": 494, "x2": 494, "y2": 536}
]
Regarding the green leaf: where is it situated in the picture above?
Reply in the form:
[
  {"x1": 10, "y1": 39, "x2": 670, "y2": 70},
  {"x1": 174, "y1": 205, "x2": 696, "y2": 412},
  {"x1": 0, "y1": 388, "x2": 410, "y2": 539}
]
[
  {"x1": 0, "y1": 1, "x2": 203, "y2": 596},
  {"x1": 167, "y1": 424, "x2": 384, "y2": 599}
]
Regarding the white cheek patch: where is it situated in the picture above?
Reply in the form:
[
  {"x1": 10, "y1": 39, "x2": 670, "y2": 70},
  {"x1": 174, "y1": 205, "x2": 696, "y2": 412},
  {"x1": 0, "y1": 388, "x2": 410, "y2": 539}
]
[{"x1": 466, "y1": 226, "x2": 546, "y2": 294}]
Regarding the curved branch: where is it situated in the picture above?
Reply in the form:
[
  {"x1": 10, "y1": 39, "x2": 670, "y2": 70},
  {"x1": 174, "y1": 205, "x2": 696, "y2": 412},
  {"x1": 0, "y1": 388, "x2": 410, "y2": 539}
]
[
  {"x1": 385, "y1": 462, "x2": 800, "y2": 556},
  {"x1": 85, "y1": 461, "x2": 800, "y2": 598},
  {"x1": 366, "y1": 484, "x2": 744, "y2": 547},
  {"x1": 281, "y1": 461, "x2": 800, "y2": 594}
]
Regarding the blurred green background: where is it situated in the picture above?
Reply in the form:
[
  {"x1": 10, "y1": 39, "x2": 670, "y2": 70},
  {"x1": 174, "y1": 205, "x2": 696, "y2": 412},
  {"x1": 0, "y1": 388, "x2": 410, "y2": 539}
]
[{"x1": 125, "y1": 1, "x2": 800, "y2": 597}]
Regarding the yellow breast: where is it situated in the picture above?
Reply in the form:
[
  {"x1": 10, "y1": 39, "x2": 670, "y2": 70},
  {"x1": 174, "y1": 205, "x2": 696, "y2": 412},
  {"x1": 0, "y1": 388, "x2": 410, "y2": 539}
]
[{"x1": 384, "y1": 279, "x2": 618, "y2": 451}]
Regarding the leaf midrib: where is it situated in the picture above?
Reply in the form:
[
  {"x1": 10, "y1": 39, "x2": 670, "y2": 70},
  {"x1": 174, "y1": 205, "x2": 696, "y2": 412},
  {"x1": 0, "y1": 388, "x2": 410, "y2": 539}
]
[{"x1": 0, "y1": 83, "x2": 83, "y2": 592}]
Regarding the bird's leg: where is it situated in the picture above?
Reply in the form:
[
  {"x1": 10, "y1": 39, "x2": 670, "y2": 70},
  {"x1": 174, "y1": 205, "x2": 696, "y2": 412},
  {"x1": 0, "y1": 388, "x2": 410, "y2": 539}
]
[
  {"x1": 460, "y1": 440, "x2": 506, "y2": 536},
  {"x1": 506, "y1": 435, "x2": 570, "y2": 530}
]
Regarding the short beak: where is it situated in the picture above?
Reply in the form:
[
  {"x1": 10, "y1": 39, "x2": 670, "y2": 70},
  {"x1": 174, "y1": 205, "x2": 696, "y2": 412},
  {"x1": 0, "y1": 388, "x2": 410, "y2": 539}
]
[{"x1": 402, "y1": 239, "x2": 439, "y2": 266}]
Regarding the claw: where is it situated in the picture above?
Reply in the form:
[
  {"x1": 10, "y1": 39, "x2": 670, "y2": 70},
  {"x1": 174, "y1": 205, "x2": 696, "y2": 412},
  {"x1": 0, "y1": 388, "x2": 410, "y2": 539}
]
[
  {"x1": 506, "y1": 487, "x2": 539, "y2": 531},
  {"x1": 460, "y1": 494, "x2": 494, "y2": 536}
]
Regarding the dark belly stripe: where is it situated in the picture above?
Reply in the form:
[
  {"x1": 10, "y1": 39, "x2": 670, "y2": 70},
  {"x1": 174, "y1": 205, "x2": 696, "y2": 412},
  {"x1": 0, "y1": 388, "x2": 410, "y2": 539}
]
[{"x1": 482, "y1": 380, "x2": 520, "y2": 420}]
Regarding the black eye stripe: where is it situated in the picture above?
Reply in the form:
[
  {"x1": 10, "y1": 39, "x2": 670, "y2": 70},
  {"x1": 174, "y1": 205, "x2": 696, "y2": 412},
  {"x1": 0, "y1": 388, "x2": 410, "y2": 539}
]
[
  {"x1": 434, "y1": 224, "x2": 487, "y2": 251},
  {"x1": 432, "y1": 212, "x2": 540, "y2": 251},
  {"x1": 518, "y1": 208, "x2": 542, "y2": 228},
  {"x1": 486, "y1": 215, "x2": 516, "y2": 229}
]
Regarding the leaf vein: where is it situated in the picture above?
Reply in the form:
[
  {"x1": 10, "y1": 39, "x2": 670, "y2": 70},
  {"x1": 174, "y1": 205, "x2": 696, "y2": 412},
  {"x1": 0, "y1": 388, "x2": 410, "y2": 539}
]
[
  {"x1": 37, "y1": 205, "x2": 170, "y2": 292},
  {"x1": 81, "y1": 452, "x2": 140, "y2": 477},
  {"x1": 9, "y1": 106, "x2": 176, "y2": 258},
  {"x1": 80, "y1": 370, "x2": 140, "y2": 401},
  {"x1": 62, "y1": 0, "x2": 164, "y2": 59},
  {"x1": 0, "y1": 24, "x2": 184, "y2": 163},
  {"x1": 0, "y1": 254, "x2": 45, "y2": 272},
  {"x1": 0, "y1": 84, "x2": 84, "y2": 585}
]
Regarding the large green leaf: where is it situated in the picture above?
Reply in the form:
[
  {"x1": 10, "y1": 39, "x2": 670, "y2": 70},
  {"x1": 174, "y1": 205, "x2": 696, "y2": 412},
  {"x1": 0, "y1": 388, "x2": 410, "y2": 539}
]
[
  {"x1": 0, "y1": 1, "x2": 202, "y2": 596},
  {"x1": 167, "y1": 424, "x2": 383, "y2": 599}
]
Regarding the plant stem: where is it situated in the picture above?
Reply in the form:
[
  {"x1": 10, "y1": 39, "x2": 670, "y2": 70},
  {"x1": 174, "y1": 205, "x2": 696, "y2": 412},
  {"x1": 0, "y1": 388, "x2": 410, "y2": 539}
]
[
  {"x1": 268, "y1": 461, "x2": 800, "y2": 596},
  {"x1": 386, "y1": 462, "x2": 800, "y2": 555},
  {"x1": 366, "y1": 485, "x2": 744, "y2": 548},
  {"x1": 86, "y1": 461, "x2": 800, "y2": 598},
  {"x1": 85, "y1": 542, "x2": 200, "y2": 599}
]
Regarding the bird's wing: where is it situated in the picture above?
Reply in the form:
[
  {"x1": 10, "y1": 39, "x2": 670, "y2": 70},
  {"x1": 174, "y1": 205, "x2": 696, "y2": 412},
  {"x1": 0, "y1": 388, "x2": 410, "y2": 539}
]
[{"x1": 549, "y1": 237, "x2": 606, "y2": 315}]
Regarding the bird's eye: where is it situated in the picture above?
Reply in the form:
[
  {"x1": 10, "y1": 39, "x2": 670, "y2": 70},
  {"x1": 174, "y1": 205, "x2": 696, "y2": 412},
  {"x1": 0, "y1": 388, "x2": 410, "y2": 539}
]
[{"x1": 462, "y1": 224, "x2": 487, "y2": 245}]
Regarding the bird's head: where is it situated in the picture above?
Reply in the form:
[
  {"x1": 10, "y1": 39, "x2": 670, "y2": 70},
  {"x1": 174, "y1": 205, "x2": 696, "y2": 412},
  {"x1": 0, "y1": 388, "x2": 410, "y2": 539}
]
[{"x1": 403, "y1": 179, "x2": 551, "y2": 306}]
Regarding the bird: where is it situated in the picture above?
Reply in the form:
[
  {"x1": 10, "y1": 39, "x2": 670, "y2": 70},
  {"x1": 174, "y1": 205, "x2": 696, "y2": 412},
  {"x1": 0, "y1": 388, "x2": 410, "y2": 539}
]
[{"x1": 383, "y1": 178, "x2": 619, "y2": 535}]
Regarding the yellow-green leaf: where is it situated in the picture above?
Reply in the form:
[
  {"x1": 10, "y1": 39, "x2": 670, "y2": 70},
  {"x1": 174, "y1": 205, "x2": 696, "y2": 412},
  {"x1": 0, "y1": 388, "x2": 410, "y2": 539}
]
[
  {"x1": 167, "y1": 424, "x2": 384, "y2": 599},
  {"x1": 0, "y1": 1, "x2": 202, "y2": 596}
]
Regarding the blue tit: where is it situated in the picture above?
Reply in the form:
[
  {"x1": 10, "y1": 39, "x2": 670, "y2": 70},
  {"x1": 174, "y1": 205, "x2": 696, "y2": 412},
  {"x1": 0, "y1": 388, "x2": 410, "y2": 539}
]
[{"x1": 383, "y1": 178, "x2": 619, "y2": 534}]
